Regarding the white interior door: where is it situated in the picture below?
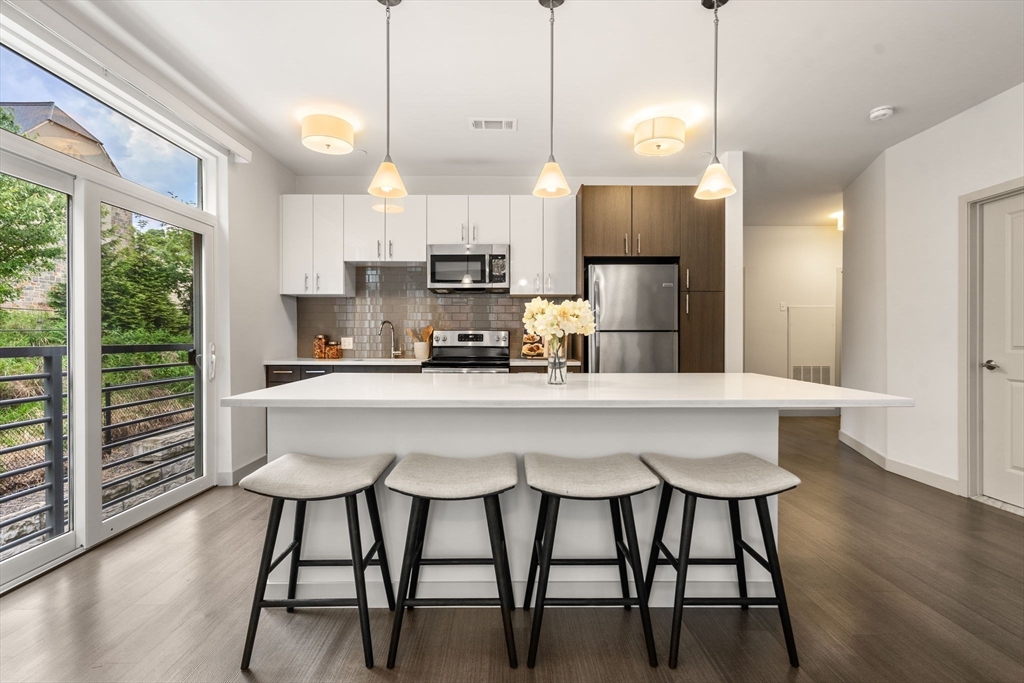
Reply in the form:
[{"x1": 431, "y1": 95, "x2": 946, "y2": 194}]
[
  {"x1": 510, "y1": 195, "x2": 544, "y2": 295},
  {"x1": 468, "y1": 195, "x2": 510, "y2": 243},
  {"x1": 981, "y1": 192, "x2": 1024, "y2": 507},
  {"x1": 312, "y1": 195, "x2": 348, "y2": 295},
  {"x1": 385, "y1": 195, "x2": 427, "y2": 262}
]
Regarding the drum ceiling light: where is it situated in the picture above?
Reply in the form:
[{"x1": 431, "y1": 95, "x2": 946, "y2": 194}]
[
  {"x1": 301, "y1": 114, "x2": 354, "y2": 155},
  {"x1": 633, "y1": 117, "x2": 686, "y2": 156}
]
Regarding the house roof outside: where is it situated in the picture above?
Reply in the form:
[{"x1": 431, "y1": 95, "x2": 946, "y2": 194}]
[{"x1": 1, "y1": 101, "x2": 102, "y2": 143}]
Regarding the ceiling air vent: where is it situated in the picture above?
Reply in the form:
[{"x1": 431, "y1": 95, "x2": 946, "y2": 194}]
[{"x1": 470, "y1": 118, "x2": 518, "y2": 131}]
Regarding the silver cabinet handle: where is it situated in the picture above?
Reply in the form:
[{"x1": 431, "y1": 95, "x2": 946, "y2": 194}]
[
  {"x1": 316, "y1": 273, "x2": 320, "y2": 291},
  {"x1": 535, "y1": 274, "x2": 541, "y2": 293},
  {"x1": 686, "y1": 293, "x2": 690, "y2": 315},
  {"x1": 637, "y1": 234, "x2": 641, "y2": 255},
  {"x1": 982, "y1": 359, "x2": 1000, "y2": 370},
  {"x1": 473, "y1": 224, "x2": 478, "y2": 241},
  {"x1": 305, "y1": 370, "x2": 326, "y2": 374},
  {"x1": 377, "y1": 240, "x2": 381, "y2": 258},
  {"x1": 625, "y1": 234, "x2": 629, "y2": 255},
  {"x1": 686, "y1": 268, "x2": 690, "y2": 289},
  {"x1": 271, "y1": 370, "x2": 294, "y2": 374},
  {"x1": 546, "y1": 274, "x2": 552, "y2": 292},
  {"x1": 389, "y1": 240, "x2": 393, "y2": 258},
  {"x1": 461, "y1": 223, "x2": 467, "y2": 242},
  {"x1": 304, "y1": 273, "x2": 309, "y2": 292}
]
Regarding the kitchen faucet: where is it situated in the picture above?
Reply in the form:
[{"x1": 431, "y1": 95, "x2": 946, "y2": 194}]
[{"x1": 378, "y1": 320, "x2": 401, "y2": 358}]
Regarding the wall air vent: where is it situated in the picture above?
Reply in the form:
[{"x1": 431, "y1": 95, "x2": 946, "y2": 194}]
[{"x1": 470, "y1": 118, "x2": 518, "y2": 131}]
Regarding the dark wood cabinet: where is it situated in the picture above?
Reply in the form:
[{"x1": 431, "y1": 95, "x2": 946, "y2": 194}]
[
  {"x1": 679, "y1": 190, "x2": 725, "y2": 292},
  {"x1": 579, "y1": 185, "x2": 632, "y2": 257},
  {"x1": 631, "y1": 186, "x2": 680, "y2": 257},
  {"x1": 265, "y1": 363, "x2": 420, "y2": 386},
  {"x1": 679, "y1": 291, "x2": 724, "y2": 373}
]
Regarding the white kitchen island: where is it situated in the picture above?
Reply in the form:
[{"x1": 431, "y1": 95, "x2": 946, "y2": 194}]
[{"x1": 222, "y1": 373, "x2": 911, "y2": 607}]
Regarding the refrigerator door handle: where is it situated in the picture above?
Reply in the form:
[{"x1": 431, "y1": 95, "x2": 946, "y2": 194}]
[{"x1": 591, "y1": 276, "x2": 601, "y2": 372}]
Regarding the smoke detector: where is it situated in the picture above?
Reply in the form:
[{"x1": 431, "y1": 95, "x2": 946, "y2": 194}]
[
  {"x1": 470, "y1": 118, "x2": 518, "y2": 131},
  {"x1": 869, "y1": 105, "x2": 895, "y2": 122}
]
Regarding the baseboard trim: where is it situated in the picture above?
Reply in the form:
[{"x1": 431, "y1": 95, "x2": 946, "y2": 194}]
[
  {"x1": 217, "y1": 455, "x2": 267, "y2": 486},
  {"x1": 838, "y1": 430, "x2": 959, "y2": 494}
]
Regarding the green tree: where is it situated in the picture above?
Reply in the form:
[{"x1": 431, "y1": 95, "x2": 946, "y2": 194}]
[{"x1": 0, "y1": 107, "x2": 67, "y2": 306}]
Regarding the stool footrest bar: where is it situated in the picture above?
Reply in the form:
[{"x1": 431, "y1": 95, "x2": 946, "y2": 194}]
[
  {"x1": 260, "y1": 598, "x2": 358, "y2": 608},
  {"x1": 362, "y1": 540, "x2": 381, "y2": 567},
  {"x1": 656, "y1": 539, "x2": 679, "y2": 570},
  {"x1": 544, "y1": 597, "x2": 641, "y2": 607},
  {"x1": 550, "y1": 558, "x2": 621, "y2": 566},
  {"x1": 268, "y1": 540, "x2": 298, "y2": 573},
  {"x1": 737, "y1": 540, "x2": 771, "y2": 571},
  {"x1": 688, "y1": 557, "x2": 741, "y2": 565},
  {"x1": 403, "y1": 597, "x2": 501, "y2": 607},
  {"x1": 416, "y1": 557, "x2": 494, "y2": 566},
  {"x1": 683, "y1": 597, "x2": 779, "y2": 607},
  {"x1": 297, "y1": 558, "x2": 381, "y2": 567}
]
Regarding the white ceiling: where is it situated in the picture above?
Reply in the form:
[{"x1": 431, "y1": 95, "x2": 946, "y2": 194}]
[{"x1": 56, "y1": 0, "x2": 1024, "y2": 225}]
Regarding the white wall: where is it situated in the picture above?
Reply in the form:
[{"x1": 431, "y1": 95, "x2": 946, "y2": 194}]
[
  {"x1": 840, "y1": 83, "x2": 1024, "y2": 489},
  {"x1": 744, "y1": 225, "x2": 843, "y2": 379},
  {"x1": 216, "y1": 145, "x2": 296, "y2": 481}
]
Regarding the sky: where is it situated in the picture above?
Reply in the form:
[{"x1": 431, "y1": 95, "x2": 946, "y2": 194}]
[{"x1": 0, "y1": 45, "x2": 200, "y2": 208}]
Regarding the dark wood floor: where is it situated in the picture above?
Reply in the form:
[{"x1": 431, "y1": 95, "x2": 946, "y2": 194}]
[{"x1": 1, "y1": 417, "x2": 1021, "y2": 682}]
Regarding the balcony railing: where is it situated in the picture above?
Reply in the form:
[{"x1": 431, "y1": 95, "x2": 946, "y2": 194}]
[{"x1": 0, "y1": 344, "x2": 196, "y2": 559}]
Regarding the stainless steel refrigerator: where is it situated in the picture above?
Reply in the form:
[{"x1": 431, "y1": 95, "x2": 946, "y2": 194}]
[{"x1": 587, "y1": 264, "x2": 678, "y2": 373}]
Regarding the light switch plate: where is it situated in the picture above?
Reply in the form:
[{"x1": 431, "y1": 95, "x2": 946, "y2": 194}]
[{"x1": 340, "y1": 337, "x2": 354, "y2": 350}]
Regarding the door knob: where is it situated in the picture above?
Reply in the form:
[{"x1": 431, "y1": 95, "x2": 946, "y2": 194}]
[{"x1": 981, "y1": 360, "x2": 1000, "y2": 370}]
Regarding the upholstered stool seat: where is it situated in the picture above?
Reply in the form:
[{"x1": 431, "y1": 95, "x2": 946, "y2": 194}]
[
  {"x1": 385, "y1": 453, "x2": 518, "y2": 669},
  {"x1": 641, "y1": 452, "x2": 800, "y2": 500},
  {"x1": 241, "y1": 452, "x2": 394, "y2": 500},
  {"x1": 522, "y1": 453, "x2": 659, "y2": 669},
  {"x1": 239, "y1": 453, "x2": 396, "y2": 671},
  {"x1": 525, "y1": 452, "x2": 660, "y2": 499},
  {"x1": 641, "y1": 452, "x2": 801, "y2": 670},
  {"x1": 385, "y1": 452, "x2": 517, "y2": 500}
]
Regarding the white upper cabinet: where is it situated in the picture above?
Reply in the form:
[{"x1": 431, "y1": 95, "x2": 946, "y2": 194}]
[
  {"x1": 344, "y1": 194, "x2": 386, "y2": 262},
  {"x1": 312, "y1": 195, "x2": 350, "y2": 295},
  {"x1": 510, "y1": 195, "x2": 544, "y2": 296},
  {"x1": 543, "y1": 195, "x2": 577, "y2": 296},
  {"x1": 427, "y1": 195, "x2": 469, "y2": 244},
  {"x1": 281, "y1": 194, "x2": 353, "y2": 297},
  {"x1": 281, "y1": 195, "x2": 314, "y2": 295},
  {"x1": 468, "y1": 195, "x2": 510, "y2": 243},
  {"x1": 385, "y1": 195, "x2": 427, "y2": 262}
]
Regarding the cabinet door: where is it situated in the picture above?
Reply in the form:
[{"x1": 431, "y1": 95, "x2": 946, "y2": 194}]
[
  {"x1": 544, "y1": 195, "x2": 578, "y2": 296},
  {"x1": 426, "y1": 195, "x2": 468, "y2": 244},
  {"x1": 632, "y1": 186, "x2": 679, "y2": 257},
  {"x1": 468, "y1": 195, "x2": 510, "y2": 243},
  {"x1": 679, "y1": 190, "x2": 725, "y2": 291},
  {"x1": 385, "y1": 195, "x2": 427, "y2": 262},
  {"x1": 311, "y1": 195, "x2": 349, "y2": 294},
  {"x1": 510, "y1": 195, "x2": 544, "y2": 296},
  {"x1": 280, "y1": 194, "x2": 314, "y2": 295},
  {"x1": 580, "y1": 185, "x2": 632, "y2": 257},
  {"x1": 344, "y1": 194, "x2": 386, "y2": 262},
  {"x1": 680, "y1": 291, "x2": 724, "y2": 372}
]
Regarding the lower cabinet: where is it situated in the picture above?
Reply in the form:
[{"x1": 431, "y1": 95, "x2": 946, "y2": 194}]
[
  {"x1": 265, "y1": 364, "x2": 421, "y2": 387},
  {"x1": 510, "y1": 365, "x2": 581, "y2": 374},
  {"x1": 679, "y1": 292, "x2": 725, "y2": 373}
]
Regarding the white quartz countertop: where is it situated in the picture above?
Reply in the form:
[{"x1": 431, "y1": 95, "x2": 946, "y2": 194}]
[
  {"x1": 265, "y1": 358, "x2": 580, "y2": 367},
  {"x1": 224, "y1": 372, "x2": 913, "y2": 409}
]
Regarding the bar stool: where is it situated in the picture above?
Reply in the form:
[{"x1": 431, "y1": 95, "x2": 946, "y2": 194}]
[
  {"x1": 522, "y1": 452, "x2": 660, "y2": 668},
  {"x1": 385, "y1": 452, "x2": 519, "y2": 669},
  {"x1": 238, "y1": 452, "x2": 396, "y2": 670},
  {"x1": 641, "y1": 452, "x2": 801, "y2": 669}
]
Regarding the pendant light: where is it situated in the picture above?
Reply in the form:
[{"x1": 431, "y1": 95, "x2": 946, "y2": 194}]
[
  {"x1": 533, "y1": 0, "x2": 571, "y2": 199},
  {"x1": 695, "y1": 0, "x2": 736, "y2": 201},
  {"x1": 368, "y1": 0, "x2": 407, "y2": 198}
]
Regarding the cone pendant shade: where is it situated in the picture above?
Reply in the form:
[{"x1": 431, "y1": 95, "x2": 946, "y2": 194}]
[
  {"x1": 368, "y1": 155, "x2": 407, "y2": 198},
  {"x1": 533, "y1": 156, "x2": 571, "y2": 198},
  {"x1": 695, "y1": 158, "x2": 736, "y2": 200}
]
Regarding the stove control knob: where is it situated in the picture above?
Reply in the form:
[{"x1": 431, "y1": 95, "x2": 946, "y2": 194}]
[
  {"x1": 442, "y1": 335, "x2": 448, "y2": 342},
  {"x1": 434, "y1": 333, "x2": 441, "y2": 343}
]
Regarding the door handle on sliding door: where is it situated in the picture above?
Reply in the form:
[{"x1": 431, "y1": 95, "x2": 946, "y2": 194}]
[{"x1": 209, "y1": 343, "x2": 217, "y2": 381}]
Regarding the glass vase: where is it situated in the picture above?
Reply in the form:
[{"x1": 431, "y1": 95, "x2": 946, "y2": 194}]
[{"x1": 547, "y1": 337, "x2": 567, "y2": 385}]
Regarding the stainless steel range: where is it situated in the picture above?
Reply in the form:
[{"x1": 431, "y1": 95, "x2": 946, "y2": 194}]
[{"x1": 421, "y1": 330, "x2": 510, "y2": 374}]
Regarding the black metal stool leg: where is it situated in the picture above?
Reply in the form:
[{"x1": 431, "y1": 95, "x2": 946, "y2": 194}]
[
  {"x1": 493, "y1": 496, "x2": 516, "y2": 611},
  {"x1": 241, "y1": 497, "x2": 284, "y2": 670},
  {"x1": 527, "y1": 494, "x2": 560, "y2": 668},
  {"x1": 728, "y1": 499, "x2": 748, "y2": 610},
  {"x1": 346, "y1": 495, "x2": 374, "y2": 668},
  {"x1": 364, "y1": 486, "x2": 395, "y2": 611},
  {"x1": 755, "y1": 496, "x2": 800, "y2": 668},
  {"x1": 522, "y1": 493, "x2": 549, "y2": 610},
  {"x1": 387, "y1": 496, "x2": 428, "y2": 669},
  {"x1": 406, "y1": 498, "x2": 431, "y2": 609},
  {"x1": 286, "y1": 500, "x2": 306, "y2": 613},
  {"x1": 609, "y1": 498, "x2": 632, "y2": 610},
  {"x1": 644, "y1": 484, "x2": 673, "y2": 598},
  {"x1": 619, "y1": 496, "x2": 658, "y2": 667},
  {"x1": 484, "y1": 495, "x2": 519, "y2": 668},
  {"x1": 669, "y1": 494, "x2": 697, "y2": 669}
]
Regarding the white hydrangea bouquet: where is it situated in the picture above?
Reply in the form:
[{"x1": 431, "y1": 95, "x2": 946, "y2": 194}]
[{"x1": 523, "y1": 297, "x2": 596, "y2": 384}]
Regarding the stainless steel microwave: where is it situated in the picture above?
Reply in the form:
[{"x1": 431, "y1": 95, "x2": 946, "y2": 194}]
[{"x1": 427, "y1": 244, "x2": 509, "y2": 293}]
